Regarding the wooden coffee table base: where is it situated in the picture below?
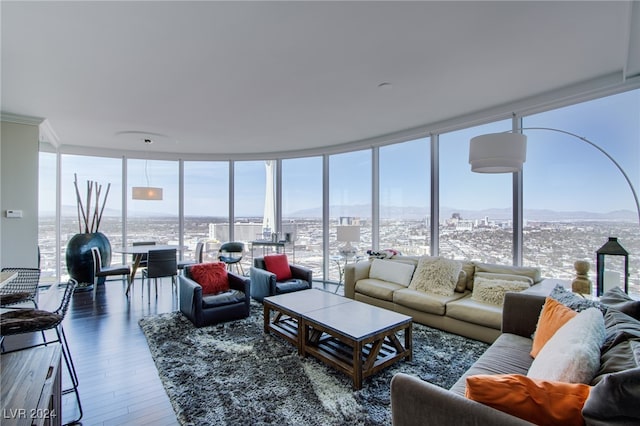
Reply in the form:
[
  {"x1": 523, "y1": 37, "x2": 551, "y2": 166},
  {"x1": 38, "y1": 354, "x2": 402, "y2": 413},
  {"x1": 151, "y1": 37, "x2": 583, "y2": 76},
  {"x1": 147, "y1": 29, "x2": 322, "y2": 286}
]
[
  {"x1": 263, "y1": 304, "x2": 303, "y2": 353},
  {"x1": 263, "y1": 290, "x2": 413, "y2": 389},
  {"x1": 300, "y1": 319, "x2": 412, "y2": 390}
]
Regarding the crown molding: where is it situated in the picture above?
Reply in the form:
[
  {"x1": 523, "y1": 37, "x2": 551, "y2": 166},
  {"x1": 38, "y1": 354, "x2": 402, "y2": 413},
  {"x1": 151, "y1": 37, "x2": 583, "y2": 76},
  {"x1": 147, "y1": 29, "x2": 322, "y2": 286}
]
[
  {"x1": 0, "y1": 112, "x2": 44, "y2": 126},
  {"x1": 38, "y1": 119, "x2": 60, "y2": 147}
]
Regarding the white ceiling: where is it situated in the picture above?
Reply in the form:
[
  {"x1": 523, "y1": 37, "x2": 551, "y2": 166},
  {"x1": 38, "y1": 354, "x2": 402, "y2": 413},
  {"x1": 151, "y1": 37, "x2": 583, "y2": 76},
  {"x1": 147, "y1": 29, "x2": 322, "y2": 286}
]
[{"x1": 2, "y1": 1, "x2": 639, "y2": 157}]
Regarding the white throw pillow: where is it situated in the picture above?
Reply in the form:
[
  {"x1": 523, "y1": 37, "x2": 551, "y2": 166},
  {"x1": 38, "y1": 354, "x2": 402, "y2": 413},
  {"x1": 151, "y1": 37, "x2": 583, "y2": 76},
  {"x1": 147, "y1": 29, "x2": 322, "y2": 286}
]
[
  {"x1": 471, "y1": 277, "x2": 530, "y2": 306},
  {"x1": 408, "y1": 257, "x2": 462, "y2": 296},
  {"x1": 368, "y1": 259, "x2": 416, "y2": 287},
  {"x1": 527, "y1": 307, "x2": 605, "y2": 383}
]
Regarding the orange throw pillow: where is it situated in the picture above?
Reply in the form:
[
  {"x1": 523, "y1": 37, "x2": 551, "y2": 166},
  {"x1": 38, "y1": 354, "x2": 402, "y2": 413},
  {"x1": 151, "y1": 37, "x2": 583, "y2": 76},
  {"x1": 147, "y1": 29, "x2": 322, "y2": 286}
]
[
  {"x1": 263, "y1": 254, "x2": 292, "y2": 281},
  {"x1": 190, "y1": 262, "x2": 229, "y2": 295},
  {"x1": 465, "y1": 374, "x2": 591, "y2": 426},
  {"x1": 530, "y1": 297, "x2": 577, "y2": 358}
]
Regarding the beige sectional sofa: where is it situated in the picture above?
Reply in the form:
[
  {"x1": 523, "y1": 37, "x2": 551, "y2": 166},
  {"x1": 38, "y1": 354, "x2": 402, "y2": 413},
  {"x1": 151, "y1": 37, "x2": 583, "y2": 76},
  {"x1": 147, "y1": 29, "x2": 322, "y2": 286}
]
[{"x1": 344, "y1": 255, "x2": 544, "y2": 343}]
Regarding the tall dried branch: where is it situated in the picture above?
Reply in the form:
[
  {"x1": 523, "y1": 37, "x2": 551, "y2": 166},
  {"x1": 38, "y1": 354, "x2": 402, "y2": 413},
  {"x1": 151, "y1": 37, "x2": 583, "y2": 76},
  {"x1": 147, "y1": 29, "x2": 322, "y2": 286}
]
[
  {"x1": 73, "y1": 176, "x2": 111, "y2": 234},
  {"x1": 96, "y1": 183, "x2": 111, "y2": 232},
  {"x1": 73, "y1": 174, "x2": 88, "y2": 234},
  {"x1": 85, "y1": 180, "x2": 93, "y2": 233}
]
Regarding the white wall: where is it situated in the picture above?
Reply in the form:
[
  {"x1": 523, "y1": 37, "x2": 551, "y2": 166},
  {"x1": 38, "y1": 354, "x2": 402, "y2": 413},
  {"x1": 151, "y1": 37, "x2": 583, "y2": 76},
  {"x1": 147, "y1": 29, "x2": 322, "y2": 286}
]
[{"x1": 1, "y1": 120, "x2": 39, "y2": 268}]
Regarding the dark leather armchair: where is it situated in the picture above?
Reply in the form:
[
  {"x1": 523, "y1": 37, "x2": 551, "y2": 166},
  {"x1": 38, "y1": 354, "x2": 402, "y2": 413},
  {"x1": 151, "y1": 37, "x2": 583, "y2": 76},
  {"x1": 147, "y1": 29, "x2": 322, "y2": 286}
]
[
  {"x1": 250, "y1": 256, "x2": 312, "y2": 302},
  {"x1": 179, "y1": 264, "x2": 251, "y2": 327}
]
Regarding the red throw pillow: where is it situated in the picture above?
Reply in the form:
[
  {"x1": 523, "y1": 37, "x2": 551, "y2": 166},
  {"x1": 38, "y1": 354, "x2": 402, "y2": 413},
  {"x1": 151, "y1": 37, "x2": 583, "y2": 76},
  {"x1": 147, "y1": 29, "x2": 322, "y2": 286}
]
[
  {"x1": 190, "y1": 262, "x2": 229, "y2": 295},
  {"x1": 263, "y1": 254, "x2": 292, "y2": 281}
]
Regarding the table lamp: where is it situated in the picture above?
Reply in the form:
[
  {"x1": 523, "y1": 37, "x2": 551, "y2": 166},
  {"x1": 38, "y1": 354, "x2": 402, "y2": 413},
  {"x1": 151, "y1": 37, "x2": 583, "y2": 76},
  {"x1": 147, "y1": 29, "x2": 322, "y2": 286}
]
[{"x1": 337, "y1": 225, "x2": 360, "y2": 257}]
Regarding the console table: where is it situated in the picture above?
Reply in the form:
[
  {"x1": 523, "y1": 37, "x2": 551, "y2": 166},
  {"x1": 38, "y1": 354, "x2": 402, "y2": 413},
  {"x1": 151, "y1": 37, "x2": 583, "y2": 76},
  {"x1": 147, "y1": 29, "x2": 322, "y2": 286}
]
[
  {"x1": 1, "y1": 345, "x2": 62, "y2": 426},
  {"x1": 250, "y1": 240, "x2": 295, "y2": 263}
]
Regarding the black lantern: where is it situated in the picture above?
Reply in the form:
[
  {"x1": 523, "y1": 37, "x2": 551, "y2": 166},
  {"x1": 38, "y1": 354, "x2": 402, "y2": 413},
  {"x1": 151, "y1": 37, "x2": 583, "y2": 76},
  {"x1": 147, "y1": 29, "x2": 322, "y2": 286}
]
[{"x1": 596, "y1": 237, "x2": 629, "y2": 296}]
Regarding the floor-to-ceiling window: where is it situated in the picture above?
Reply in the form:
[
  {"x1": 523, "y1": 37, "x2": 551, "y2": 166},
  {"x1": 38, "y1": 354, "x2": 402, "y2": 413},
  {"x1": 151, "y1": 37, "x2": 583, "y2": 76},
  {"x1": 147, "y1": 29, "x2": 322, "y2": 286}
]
[
  {"x1": 184, "y1": 161, "x2": 229, "y2": 262},
  {"x1": 234, "y1": 160, "x2": 268, "y2": 271},
  {"x1": 379, "y1": 137, "x2": 431, "y2": 255},
  {"x1": 523, "y1": 89, "x2": 640, "y2": 294},
  {"x1": 329, "y1": 150, "x2": 371, "y2": 283},
  {"x1": 127, "y1": 159, "x2": 179, "y2": 248},
  {"x1": 37, "y1": 88, "x2": 640, "y2": 297},
  {"x1": 282, "y1": 156, "x2": 323, "y2": 279},
  {"x1": 439, "y1": 120, "x2": 512, "y2": 263},
  {"x1": 38, "y1": 152, "x2": 57, "y2": 283},
  {"x1": 61, "y1": 154, "x2": 123, "y2": 279}
]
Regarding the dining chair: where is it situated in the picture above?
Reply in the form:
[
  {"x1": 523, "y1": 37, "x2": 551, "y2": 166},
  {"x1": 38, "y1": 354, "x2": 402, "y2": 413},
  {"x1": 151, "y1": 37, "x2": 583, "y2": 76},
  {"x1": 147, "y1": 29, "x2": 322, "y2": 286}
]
[
  {"x1": 218, "y1": 241, "x2": 245, "y2": 275},
  {"x1": 0, "y1": 279, "x2": 83, "y2": 424},
  {"x1": 132, "y1": 241, "x2": 156, "y2": 271},
  {"x1": 0, "y1": 267, "x2": 41, "y2": 308},
  {"x1": 90, "y1": 247, "x2": 131, "y2": 299},
  {"x1": 177, "y1": 241, "x2": 205, "y2": 274},
  {"x1": 142, "y1": 248, "x2": 178, "y2": 300}
]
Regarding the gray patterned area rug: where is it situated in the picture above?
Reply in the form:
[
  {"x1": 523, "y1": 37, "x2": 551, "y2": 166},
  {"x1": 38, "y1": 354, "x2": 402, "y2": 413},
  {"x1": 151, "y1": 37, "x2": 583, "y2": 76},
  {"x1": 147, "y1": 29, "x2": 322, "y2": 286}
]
[{"x1": 139, "y1": 301, "x2": 489, "y2": 425}]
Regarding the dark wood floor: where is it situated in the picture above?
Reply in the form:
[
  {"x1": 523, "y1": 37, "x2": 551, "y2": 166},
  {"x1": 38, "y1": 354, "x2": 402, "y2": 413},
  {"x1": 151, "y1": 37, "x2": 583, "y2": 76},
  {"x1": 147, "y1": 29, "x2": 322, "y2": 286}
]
[
  {"x1": 3, "y1": 277, "x2": 180, "y2": 426},
  {"x1": 2, "y1": 276, "x2": 342, "y2": 425}
]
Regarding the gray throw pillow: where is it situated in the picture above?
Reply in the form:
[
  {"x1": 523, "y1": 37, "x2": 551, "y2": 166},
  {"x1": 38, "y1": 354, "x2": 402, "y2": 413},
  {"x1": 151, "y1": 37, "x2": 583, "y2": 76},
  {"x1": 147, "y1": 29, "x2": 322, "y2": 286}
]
[
  {"x1": 591, "y1": 338, "x2": 640, "y2": 385},
  {"x1": 549, "y1": 284, "x2": 606, "y2": 314},
  {"x1": 602, "y1": 308, "x2": 640, "y2": 352},
  {"x1": 601, "y1": 287, "x2": 640, "y2": 320},
  {"x1": 583, "y1": 366, "x2": 640, "y2": 424}
]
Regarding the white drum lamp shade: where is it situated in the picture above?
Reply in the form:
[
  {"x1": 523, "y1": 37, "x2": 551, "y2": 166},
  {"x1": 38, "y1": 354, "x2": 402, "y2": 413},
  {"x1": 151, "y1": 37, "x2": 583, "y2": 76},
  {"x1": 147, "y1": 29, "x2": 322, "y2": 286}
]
[
  {"x1": 337, "y1": 225, "x2": 360, "y2": 243},
  {"x1": 337, "y1": 225, "x2": 360, "y2": 256},
  {"x1": 132, "y1": 186, "x2": 163, "y2": 200},
  {"x1": 469, "y1": 133, "x2": 527, "y2": 173}
]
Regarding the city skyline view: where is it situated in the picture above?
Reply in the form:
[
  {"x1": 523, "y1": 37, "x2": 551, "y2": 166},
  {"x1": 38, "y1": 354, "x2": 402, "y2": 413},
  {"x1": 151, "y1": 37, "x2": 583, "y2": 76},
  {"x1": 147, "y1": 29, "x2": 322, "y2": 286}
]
[
  {"x1": 38, "y1": 90, "x2": 639, "y2": 218},
  {"x1": 36, "y1": 88, "x2": 639, "y2": 299}
]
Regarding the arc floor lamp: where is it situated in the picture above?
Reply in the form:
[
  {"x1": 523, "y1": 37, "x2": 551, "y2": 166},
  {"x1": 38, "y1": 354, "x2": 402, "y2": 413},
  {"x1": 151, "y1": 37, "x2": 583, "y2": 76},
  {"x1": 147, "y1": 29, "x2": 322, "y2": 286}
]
[{"x1": 469, "y1": 126, "x2": 640, "y2": 295}]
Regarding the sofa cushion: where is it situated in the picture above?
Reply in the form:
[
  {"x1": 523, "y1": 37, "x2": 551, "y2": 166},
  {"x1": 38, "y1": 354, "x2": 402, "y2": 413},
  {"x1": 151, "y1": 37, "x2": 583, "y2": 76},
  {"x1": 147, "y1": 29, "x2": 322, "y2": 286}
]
[
  {"x1": 445, "y1": 295, "x2": 503, "y2": 329},
  {"x1": 601, "y1": 308, "x2": 640, "y2": 352},
  {"x1": 591, "y1": 338, "x2": 640, "y2": 385},
  {"x1": 275, "y1": 279, "x2": 310, "y2": 294},
  {"x1": 471, "y1": 277, "x2": 529, "y2": 306},
  {"x1": 531, "y1": 297, "x2": 577, "y2": 357},
  {"x1": 450, "y1": 333, "x2": 534, "y2": 395},
  {"x1": 355, "y1": 278, "x2": 405, "y2": 302},
  {"x1": 202, "y1": 289, "x2": 245, "y2": 308},
  {"x1": 393, "y1": 288, "x2": 467, "y2": 316},
  {"x1": 582, "y1": 367, "x2": 640, "y2": 424},
  {"x1": 454, "y1": 269, "x2": 467, "y2": 293},
  {"x1": 600, "y1": 286, "x2": 640, "y2": 320},
  {"x1": 461, "y1": 261, "x2": 475, "y2": 291},
  {"x1": 474, "y1": 271, "x2": 534, "y2": 286},
  {"x1": 474, "y1": 262, "x2": 542, "y2": 284},
  {"x1": 465, "y1": 374, "x2": 591, "y2": 426},
  {"x1": 369, "y1": 259, "x2": 416, "y2": 287},
  {"x1": 408, "y1": 257, "x2": 462, "y2": 296},
  {"x1": 528, "y1": 307, "x2": 605, "y2": 384}
]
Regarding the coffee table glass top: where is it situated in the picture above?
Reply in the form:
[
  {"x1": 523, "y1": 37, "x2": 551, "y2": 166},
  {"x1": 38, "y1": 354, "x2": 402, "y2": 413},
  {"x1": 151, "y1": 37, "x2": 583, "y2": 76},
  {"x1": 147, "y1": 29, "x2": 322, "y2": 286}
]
[
  {"x1": 302, "y1": 300, "x2": 411, "y2": 340},
  {"x1": 263, "y1": 288, "x2": 351, "y2": 313}
]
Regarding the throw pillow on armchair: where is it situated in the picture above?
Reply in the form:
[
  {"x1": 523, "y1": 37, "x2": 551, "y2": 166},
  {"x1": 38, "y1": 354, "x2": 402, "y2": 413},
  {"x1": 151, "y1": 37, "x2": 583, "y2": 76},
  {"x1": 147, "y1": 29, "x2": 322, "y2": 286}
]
[{"x1": 190, "y1": 262, "x2": 229, "y2": 294}]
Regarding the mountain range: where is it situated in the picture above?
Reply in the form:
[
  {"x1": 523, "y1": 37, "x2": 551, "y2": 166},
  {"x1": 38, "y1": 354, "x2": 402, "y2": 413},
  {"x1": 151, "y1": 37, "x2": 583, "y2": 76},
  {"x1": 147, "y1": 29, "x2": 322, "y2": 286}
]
[{"x1": 51, "y1": 204, "x2": 637, "y2": 222}]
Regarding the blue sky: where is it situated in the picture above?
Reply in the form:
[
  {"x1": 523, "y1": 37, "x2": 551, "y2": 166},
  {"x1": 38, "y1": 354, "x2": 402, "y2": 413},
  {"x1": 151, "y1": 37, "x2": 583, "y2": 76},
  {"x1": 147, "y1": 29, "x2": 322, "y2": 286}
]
[{"x1": 40, "y1": 89, "x2": 639, "y2": 218}]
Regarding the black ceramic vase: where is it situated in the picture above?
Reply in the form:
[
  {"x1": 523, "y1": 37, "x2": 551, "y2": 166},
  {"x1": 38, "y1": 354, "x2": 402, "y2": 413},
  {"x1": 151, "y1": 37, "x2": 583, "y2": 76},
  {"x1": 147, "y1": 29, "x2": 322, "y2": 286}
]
[{"x1": 65, "y1": 232, "x2": 112, "y2": 289}]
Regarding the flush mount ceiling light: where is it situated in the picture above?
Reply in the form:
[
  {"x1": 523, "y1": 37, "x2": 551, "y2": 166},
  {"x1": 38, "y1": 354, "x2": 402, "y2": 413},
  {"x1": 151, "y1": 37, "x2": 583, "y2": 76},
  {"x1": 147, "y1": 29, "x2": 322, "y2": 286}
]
[{"x1": 132, "y1": 138, "x2": 163, "y2": 201}]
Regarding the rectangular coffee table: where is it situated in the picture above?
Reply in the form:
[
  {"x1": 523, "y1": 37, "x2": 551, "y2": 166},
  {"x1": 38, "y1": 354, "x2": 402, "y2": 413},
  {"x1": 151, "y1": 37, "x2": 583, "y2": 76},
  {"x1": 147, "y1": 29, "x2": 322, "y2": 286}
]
[
  {"x1": 263, "y1": 289, "x2": 351, "y2": 353},
  {"x1": 263, "y1": 289, "x2": 412, "y2": 389}
]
